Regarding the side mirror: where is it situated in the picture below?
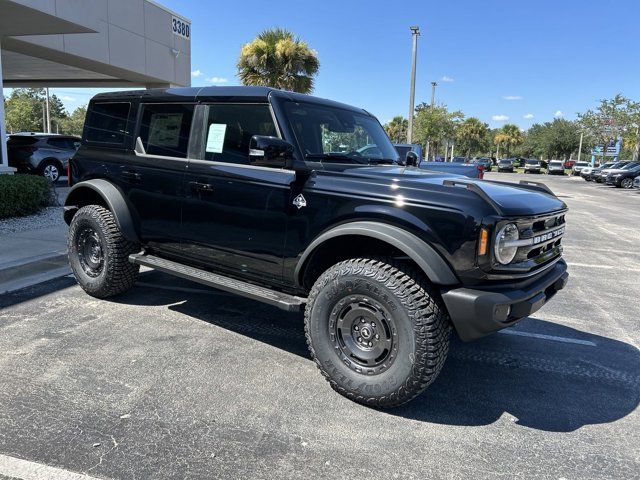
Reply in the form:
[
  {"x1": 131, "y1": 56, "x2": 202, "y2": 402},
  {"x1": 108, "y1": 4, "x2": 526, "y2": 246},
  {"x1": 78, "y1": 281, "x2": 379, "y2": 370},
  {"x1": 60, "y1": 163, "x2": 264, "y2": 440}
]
[
  {"x1": 249, "y1": 135, "x2": 294, "y2": 168},
  {"x1": 405, "y1": 150, "x2": 420, "y2": 167}
]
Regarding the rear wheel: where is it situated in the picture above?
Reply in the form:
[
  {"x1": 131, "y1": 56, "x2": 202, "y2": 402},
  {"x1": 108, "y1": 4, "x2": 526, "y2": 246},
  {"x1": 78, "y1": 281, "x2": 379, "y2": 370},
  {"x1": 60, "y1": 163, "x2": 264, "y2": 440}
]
[
  {"x1": 39, "y1": 159, "x2": 61, "y2": 182},
  {"x1": 304, "y1": 258, "x2": 451, "y2": 408},
  {"x1": 68, "y1": 205, "x2": 140, "y2": 298},
  {"x1": 621, "y1": 178, "x2": 633, "y2": 189}
]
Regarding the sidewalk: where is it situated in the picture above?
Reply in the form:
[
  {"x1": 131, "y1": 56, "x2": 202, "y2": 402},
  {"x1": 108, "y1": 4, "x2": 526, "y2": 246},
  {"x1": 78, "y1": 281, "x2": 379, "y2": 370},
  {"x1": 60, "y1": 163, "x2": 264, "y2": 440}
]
[{"x1": 0, "y1": 205, "x2": 71, "y2": 294}]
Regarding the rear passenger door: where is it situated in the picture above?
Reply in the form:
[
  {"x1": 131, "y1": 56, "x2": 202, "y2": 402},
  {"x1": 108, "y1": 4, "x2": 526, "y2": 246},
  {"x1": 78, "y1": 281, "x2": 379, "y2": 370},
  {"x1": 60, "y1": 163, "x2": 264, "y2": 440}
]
[{"x1": 181, "y1": 103, "x2": 294, "y2": 284}]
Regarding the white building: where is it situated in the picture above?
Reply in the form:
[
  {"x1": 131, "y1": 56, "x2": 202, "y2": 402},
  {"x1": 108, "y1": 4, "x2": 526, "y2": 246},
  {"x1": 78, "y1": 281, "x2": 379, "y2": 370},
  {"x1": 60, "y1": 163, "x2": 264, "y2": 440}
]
[{"x1": 0, "y1": 0, "x2": 192, "y2": 172}]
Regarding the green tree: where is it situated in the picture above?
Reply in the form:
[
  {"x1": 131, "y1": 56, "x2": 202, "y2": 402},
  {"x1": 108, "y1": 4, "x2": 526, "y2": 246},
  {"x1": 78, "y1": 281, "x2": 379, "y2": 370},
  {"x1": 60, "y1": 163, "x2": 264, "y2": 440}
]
[
  {"x1": 237, "y1": 28, "x2": 320, "y2": 93},
  {"x1": 4, "y1": 88, "x2": 68, "y2": 133},
  {"x1": 455, "y1": 117, "x2": 490, "y2": 157},
  {"x1": 383, "y1": 116, "x2": 408, "y2": 143},
  {"x1": 412, "y1": 105, "x2": 463, "y2": 158},
  {"x1": 494, "y1": 123, "x2": 524, "y2": 157},
  {"x1": 58, "y1": 105, "x2": 87, "y2": 136}
]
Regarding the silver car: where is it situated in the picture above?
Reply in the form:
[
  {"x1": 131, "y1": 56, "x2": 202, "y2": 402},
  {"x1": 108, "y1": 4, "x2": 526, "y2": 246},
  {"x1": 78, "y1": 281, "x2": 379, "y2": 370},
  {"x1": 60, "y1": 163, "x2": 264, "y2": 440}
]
[
  {"x1": 634, "y1": 176, "x2": 640, "y2": 189},
  {"x1": 7, "y1": 134, "x2": 81, "y2": 182},
  {"x1": 571, "y1": 161, "x2": 590, "y2": 175},
  {"x1": 547, "y1": 160, "x2": 565, "y2": 175}
]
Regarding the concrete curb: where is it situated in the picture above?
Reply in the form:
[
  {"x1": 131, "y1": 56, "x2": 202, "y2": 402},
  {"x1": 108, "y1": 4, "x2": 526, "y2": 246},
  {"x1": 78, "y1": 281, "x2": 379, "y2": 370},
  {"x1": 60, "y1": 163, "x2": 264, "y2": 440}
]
[{"x1": 0, "y1": 252, "x2": 72, "y2": 295}]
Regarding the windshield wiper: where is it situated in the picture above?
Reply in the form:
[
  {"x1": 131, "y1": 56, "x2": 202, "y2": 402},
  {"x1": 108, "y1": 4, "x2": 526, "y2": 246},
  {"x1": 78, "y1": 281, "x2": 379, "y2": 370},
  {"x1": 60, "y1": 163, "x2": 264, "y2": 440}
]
[
  {"x1": 305, "y1": 153, "x2": 369, "y2": 164},
  {"x1": 305, "y1": 153, "x2": 396, "y2": 165}
]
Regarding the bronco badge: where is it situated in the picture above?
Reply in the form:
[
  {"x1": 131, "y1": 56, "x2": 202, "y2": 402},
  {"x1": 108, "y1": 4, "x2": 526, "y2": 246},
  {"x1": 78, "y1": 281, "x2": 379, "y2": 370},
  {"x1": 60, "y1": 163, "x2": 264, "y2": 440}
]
[{"x1": 292, "y1": 194, "x2": 307, "y2": 209}]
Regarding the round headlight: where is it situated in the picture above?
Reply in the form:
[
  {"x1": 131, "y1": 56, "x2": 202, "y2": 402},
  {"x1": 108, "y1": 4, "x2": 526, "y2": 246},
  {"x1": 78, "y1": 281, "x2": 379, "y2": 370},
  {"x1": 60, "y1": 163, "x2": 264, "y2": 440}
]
[{"x1": 494, "y1": 223, "x2": 519, "y2": 265}]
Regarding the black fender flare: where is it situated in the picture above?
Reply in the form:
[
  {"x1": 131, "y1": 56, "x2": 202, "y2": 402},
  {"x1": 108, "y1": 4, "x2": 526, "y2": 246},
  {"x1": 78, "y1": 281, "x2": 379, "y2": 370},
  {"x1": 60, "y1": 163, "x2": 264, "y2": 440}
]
[
  {"x1": 64, "y1": 179, "x2": 139, "y2": 243},
  {"x1": 295, "y1": 221, "x2": 459, "y2": 287}
]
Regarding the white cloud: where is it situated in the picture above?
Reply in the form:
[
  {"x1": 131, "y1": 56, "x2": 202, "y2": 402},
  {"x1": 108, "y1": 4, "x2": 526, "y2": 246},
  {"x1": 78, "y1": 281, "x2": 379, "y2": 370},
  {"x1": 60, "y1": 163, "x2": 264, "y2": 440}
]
[
  {"x1": 207, "y1": 76, "x2": 228, "y2": 84},
  {"x1": 523, "y1": 113, "x2": 534, "y2": 119},
  {"x1": 503, "y1": 95, "x2": 522, "y2": 101},
  {"x1": 492, "y1": 114, "x2": 509, "y2": 122},
  {"x1": 441, "y1": 75, "x2": 454, "y2": 82},
  {"x1": 554, "y1": 110, "x2": 563, "y2": 118},
  {"x1": 57, "y1": 95, "x2": 76, "y2": 102},
  {"x1": 191, "y1": 69, "x2": 203, "y2": 78}
]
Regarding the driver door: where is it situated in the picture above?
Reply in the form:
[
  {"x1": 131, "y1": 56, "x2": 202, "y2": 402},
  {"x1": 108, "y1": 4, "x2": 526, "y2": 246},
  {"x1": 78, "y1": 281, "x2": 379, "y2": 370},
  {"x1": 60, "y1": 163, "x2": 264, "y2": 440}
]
[{"x1": 181, "y1": 103, "x2": 295, "y2": 284}]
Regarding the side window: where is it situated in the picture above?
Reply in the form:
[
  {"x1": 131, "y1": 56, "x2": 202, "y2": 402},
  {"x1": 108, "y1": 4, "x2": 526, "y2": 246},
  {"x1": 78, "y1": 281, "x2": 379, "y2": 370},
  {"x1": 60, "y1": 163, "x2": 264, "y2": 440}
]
[
  {"x1": 138, "y1": 103, "x2": 194, "y2": 158},
  {"x1": 201, "y1": 104, "x2": 277, "y2": 164},
  {"x1": 86, "y1": 103, "x2": 131, "y2": 144}
]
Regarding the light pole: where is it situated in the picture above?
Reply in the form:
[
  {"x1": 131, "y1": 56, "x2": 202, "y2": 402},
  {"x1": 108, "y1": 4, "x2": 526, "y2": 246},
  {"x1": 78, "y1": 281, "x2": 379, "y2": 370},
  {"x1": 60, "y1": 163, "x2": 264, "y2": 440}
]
[
  {"x1": 406, "y1": 26, "x2": 420, "y2": 144},
  {"x1": 45, "y1": 87, "x2": 51, "y2": 134},
  {"x1": 430, "y1": 81, "x2": 437, "y2": 108},
  {"x1": 577, "y1": 131, "x2": 583, "y2": 162}
]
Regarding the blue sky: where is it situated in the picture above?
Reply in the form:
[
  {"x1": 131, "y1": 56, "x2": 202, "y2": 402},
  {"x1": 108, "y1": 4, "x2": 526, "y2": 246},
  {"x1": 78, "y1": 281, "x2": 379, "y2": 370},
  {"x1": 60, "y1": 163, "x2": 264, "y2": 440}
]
[{"x1": 36, "y1": 0, "x2": 640, "y2": 129}]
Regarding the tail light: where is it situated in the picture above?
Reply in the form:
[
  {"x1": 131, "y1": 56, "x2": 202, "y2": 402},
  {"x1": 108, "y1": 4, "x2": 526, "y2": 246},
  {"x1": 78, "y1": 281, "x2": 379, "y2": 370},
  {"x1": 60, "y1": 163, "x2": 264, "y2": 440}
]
[{"x1": 477, "y1": 164, "x2": 484, "y2": 179}]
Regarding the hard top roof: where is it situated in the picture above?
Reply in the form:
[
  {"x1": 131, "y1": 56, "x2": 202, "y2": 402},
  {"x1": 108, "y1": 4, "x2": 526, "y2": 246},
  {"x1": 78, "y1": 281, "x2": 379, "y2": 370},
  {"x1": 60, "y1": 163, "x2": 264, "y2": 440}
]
[{"x1": 90, "y1": 86, "x2": 370, "y2": 115}]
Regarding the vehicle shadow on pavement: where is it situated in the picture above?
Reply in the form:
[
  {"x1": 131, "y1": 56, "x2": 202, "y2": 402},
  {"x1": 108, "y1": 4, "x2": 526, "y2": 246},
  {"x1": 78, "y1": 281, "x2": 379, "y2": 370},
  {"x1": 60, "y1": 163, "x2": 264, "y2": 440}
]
[{"x1": 112, "y1": 271, "x2": 640, "y2": 434}]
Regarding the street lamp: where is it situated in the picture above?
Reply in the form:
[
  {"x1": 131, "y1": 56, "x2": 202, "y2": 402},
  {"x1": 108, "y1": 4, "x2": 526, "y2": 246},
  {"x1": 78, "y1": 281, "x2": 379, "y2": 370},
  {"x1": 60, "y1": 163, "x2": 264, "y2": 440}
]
[{"x1": 406, "y1": 26, "x2": 420, "y2": 144}]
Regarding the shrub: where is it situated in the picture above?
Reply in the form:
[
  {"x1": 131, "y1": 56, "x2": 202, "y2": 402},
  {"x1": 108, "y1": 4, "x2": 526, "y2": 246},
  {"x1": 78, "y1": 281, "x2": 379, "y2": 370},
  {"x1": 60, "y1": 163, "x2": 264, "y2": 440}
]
[{"x1": 0, "y1": 174, "x2": 51, "y2": 219}]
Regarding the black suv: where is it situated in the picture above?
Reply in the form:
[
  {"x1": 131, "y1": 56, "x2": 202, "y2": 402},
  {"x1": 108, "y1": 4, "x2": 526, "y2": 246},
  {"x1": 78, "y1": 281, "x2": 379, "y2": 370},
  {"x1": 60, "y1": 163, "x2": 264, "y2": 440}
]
[{"x1": 64, "y1": 87, "x2": 569, "y2": 407}]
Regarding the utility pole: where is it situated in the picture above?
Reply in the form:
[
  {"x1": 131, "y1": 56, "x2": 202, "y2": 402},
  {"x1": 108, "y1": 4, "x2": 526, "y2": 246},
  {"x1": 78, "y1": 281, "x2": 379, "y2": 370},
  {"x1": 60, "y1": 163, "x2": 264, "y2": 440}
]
[
  {"x1": 406, "y1": 26, "x2": 420, "y2": 144},
  {"x1": 44, "y1": 87, "x2": 51, "y2": 134},
  {"x1": 425, "y1": 81, "x2": 437, "y2": 161},
  {"x1": 577, "y1": 131, "x2": 583, "y2": 162}
]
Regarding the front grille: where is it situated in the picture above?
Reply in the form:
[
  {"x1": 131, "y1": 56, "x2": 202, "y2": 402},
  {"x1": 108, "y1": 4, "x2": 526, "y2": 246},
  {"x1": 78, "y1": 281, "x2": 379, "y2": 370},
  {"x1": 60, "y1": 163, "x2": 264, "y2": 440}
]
[{"x1": 513, "y1": 212, "x2": 566, "y2": 268}]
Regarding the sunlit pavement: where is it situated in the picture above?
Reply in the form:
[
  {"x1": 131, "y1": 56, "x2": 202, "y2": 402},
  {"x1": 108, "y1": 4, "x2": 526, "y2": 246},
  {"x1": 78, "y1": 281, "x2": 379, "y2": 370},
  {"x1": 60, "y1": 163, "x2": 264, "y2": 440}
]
[{"x1": 0, "y1": 172, "x2": 638, "y2": 479}]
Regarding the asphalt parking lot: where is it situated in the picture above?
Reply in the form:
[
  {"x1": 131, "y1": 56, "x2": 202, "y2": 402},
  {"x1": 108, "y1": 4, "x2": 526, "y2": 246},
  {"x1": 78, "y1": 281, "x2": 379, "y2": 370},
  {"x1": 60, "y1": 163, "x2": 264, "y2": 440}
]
[{"x1": 0, "y1": 172, "x2": 639, "y2": 479}]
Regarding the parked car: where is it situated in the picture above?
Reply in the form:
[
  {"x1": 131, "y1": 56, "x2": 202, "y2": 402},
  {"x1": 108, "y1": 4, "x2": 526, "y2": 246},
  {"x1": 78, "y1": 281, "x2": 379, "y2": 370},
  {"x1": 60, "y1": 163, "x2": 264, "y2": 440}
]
[
  {"x1": 7, "y1": 133, "x2": 81, "y2": 181},
  {"x1": 392, "y1": 143, "x2": 423, "y2": 164},
  {"x1": 64, "y1": 86, "x2": 569, "y2": 408},
  {"x1": 497, "y1": 159, "x2": 514, "y2": 172},
  {"x1": 605, "y1": 164, "x2": 640, "y2": 188},
  {"x1": 506, "y1": 157, "x2": 526, "y2": 168},
  {"x1": 524, "y1": 159, "x2": 543, "y2": 174},
  {"x1": 547, "y1": 160, "x2": 565, "y2": 175},
  {"x1": 564, "y1": 159, "x2": 576, "y2": 169},
  {"x1": 571, "y1": 161, "x2": 591, "y2": 176},
  {"x1": 581, "y1": 162, "x2": 616, "y2": 181},
  {"x1": 540, "y1": 159, "x2": 549, "y2": 169},
  {"x1": 634, "y1": 175, "x2": 640, "y2": 190},
  {"x1": 594, "y1": 161, "x2": 631, "y2": 183},
  {"x1": 451, "y1": 156, "x2": 468, "y2": 163},
  {"x1": 471, "y1": 157, "x2": 492, "y2": 172}
]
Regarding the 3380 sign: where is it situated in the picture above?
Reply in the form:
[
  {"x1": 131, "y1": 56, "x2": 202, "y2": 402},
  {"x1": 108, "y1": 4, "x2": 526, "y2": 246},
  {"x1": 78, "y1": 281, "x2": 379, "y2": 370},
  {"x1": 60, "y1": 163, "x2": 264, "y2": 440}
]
[{"x1": 172, "y1": 16, "x2": 190, "y2": 39}]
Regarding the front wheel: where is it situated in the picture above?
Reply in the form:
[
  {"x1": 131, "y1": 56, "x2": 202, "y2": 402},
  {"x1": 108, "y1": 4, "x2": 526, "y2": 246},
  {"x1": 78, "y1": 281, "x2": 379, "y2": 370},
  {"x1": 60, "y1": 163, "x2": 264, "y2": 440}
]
[
  {"x1": 621, "y1": 178, "x2": 633, "y2": 189},
  {"x1": 68, "y1": 205, "x2": 140, "y2": 298},
  {"x1": 304, "y1": 258, "x2": 451, "y2": 408}
]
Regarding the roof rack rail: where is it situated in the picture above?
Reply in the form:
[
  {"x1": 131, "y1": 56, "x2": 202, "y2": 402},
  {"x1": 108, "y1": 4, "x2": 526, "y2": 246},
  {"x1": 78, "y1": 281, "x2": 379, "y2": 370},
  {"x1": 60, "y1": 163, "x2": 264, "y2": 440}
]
[{"x1": 442, "y1": 179, "x2": 504, "y2": 215}]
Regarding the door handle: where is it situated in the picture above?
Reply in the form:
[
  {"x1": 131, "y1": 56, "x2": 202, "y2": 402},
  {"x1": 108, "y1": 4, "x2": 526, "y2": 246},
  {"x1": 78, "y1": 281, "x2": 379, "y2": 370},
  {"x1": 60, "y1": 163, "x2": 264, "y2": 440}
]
[
  {"x1": 122, "y1": 170, "x2": 141, "y2": 181},
  {"x1": 189, "y1": 181, "x2": 214, "y2": 193}
]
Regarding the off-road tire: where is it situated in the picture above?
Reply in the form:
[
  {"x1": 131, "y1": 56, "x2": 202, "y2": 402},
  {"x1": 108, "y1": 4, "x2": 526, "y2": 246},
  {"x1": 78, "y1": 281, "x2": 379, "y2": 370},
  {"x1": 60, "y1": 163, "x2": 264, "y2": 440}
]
[
  {"x1": 68, "y1": 205, "x2": 139, "y2": 298},
  {"x1": 304, "y1": 258, "x2": 451, "y2": 408}
]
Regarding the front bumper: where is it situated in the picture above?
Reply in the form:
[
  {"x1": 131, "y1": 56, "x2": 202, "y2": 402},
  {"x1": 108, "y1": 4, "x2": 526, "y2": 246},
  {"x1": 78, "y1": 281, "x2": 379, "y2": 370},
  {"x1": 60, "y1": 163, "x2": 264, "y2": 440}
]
[{"x1": 441, "y1": 259, "x2": 568, "y2": 341}]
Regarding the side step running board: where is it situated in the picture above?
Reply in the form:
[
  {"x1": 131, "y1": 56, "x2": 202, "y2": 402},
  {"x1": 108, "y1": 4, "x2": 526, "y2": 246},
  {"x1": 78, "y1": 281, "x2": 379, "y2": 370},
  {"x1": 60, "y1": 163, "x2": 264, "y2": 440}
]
[{"x1": 129, "y1": 253, "x2": 306, "y2": 312}]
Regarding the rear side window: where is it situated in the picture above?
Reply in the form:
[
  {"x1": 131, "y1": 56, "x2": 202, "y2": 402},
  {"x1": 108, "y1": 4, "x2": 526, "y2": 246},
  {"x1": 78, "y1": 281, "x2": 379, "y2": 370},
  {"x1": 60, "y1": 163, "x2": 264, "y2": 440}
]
[
  {"x1": 138, "y1": 103, "x2": 194, "y2": 158},
  {"x1": 7, "y1": 136, "x2": 38, "y2": 146},
  {"x1": 86, "y1": 102, "x2": 131, "y2": 144}
]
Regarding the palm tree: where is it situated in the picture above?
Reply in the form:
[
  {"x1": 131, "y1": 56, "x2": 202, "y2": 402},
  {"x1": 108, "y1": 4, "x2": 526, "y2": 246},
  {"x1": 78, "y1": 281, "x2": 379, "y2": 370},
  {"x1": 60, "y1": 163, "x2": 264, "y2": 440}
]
[
  {"x1": 237, "y1": 28, "x2": 320, "y2": 94},
  {"x1": 455, "y1": 117, "x2": 490, "y2": 157},
  {"x1": 384, "y1": 116, "x2": 408, "y2": 143},
  {"x1": 494, "y1": 123, "x2": 524, "y2": 157}
]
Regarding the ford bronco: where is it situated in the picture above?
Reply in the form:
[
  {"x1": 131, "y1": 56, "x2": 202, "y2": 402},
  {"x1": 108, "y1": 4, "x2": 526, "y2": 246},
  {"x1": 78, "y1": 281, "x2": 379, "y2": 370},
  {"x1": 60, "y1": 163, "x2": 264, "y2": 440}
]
[{"x1": 64, "y1": 87, "x2": 568, "y2": 407}]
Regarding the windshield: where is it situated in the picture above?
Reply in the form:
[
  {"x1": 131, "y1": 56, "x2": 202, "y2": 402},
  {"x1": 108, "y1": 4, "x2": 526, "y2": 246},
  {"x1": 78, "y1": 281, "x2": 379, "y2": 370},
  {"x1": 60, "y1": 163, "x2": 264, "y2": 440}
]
[
  {"x1": 576, "y1": 162, "x2": 589, "y2": 166},
  {"x1": 452, "y1": 157, "x2": 467, "y2": 163},
  {"x1": 526, "y1": 159, "x2": 539, "y2": 165},
  {"x1": 499, "y1": 160, "x2": 511, "y2": 164},
  {"x1": 550, "y1": 161, "x2": 563, "y2": 166},
  {"x1": 283, "y1": 101, "x2": 398, "y2": 164},
  {"x1": 621, "y1": 162, "x2": 640, "y2": 170}
]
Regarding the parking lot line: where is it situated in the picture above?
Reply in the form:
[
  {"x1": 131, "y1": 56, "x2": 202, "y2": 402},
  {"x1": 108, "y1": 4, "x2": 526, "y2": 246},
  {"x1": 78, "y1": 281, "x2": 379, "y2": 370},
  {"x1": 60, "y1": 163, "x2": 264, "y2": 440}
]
[
  {"x1": 498, "y1": 329, "x2": 597, "y2": 346},
  {"x1": 0, "y1": 453, "x2": 104, "y2": 480}
]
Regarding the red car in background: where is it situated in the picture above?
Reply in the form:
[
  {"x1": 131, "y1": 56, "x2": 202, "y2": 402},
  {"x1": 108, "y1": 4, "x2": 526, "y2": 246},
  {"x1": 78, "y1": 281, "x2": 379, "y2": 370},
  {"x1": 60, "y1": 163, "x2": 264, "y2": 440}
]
[{"x1": 564, "y1": 159, "x2": 576, "y2": 169}]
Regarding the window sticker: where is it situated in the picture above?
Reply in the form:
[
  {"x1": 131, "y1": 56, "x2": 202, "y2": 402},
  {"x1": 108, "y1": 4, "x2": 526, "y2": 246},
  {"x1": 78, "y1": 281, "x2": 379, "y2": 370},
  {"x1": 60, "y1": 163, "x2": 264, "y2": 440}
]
[
  {"x1": 206, "y1": 123, "x2": 227, "y2": 153},
  {"x1": 148, "y1": 113, "x2": 183, "y2": 148}
]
